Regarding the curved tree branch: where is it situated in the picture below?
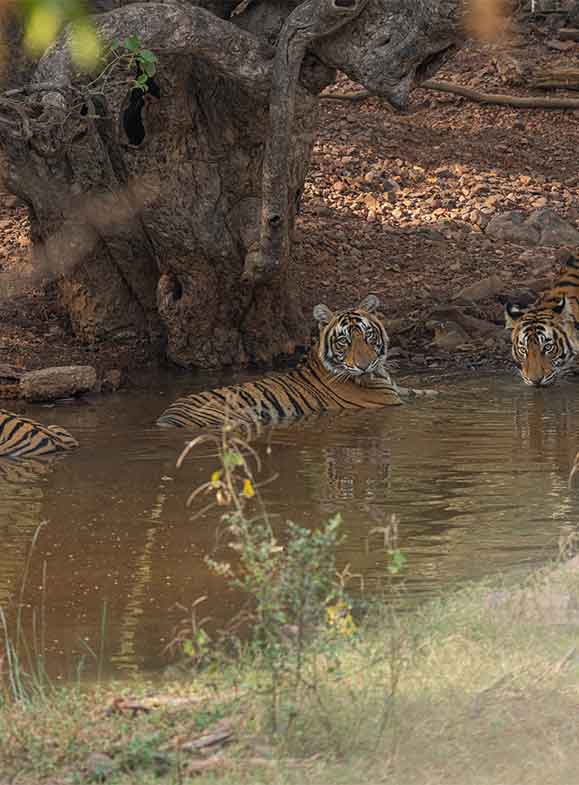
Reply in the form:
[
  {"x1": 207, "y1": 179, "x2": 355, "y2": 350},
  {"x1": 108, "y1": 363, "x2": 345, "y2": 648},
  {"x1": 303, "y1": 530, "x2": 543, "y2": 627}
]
[
  {"x1": 245, "y1": 0, "x2": 369, "y2": 282},
  {"x1": 32, "y1": 1, "x2": 273, "y2": 113}
]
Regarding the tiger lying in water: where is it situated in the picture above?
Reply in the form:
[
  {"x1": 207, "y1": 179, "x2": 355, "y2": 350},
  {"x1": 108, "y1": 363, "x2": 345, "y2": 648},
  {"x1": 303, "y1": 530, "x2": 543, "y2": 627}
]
[
  {"x1": 505, "y1": 252, "x2": 579, "y2": 387},
  {"x1": 157, "y1": 295, "x2": 431, "y2": 430},
  {"x1": 0, "y1": 409, "x2": 78, "y2": 458}
]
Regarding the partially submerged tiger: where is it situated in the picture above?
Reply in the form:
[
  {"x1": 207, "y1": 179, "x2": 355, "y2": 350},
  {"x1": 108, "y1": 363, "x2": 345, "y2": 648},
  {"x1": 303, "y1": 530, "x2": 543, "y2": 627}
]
[
  {"x1": 157, "y1": 295, "x2": 434, "y2": 431},
  {"x1": 505, "y1": 253, "x2": 579, "y2": 387},
  {"x1": 0, "y1": 409, "x2": 78, "y2": 458}
]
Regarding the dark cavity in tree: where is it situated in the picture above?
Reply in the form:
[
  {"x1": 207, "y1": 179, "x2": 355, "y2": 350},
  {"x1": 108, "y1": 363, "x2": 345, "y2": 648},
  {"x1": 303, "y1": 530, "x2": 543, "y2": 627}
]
[{"x1": 122, "y1": 76, "x2": 161, "y2": 146}]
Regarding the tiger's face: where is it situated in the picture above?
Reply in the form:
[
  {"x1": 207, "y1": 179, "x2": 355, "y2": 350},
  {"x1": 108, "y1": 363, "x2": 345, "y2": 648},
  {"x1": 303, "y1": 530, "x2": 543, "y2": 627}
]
[
  {"x1": 505, "y1": 298, "x2": 578, "y2": 387},
  {"x1": 313, "y1": 294, "x2": 389, "y2": 379}
]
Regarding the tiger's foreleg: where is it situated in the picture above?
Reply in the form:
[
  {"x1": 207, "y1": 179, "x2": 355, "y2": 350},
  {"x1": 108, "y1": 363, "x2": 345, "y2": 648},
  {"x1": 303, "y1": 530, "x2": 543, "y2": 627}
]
[{"x1": 364, "y1": 367, "x2": 439, "y2": 398}]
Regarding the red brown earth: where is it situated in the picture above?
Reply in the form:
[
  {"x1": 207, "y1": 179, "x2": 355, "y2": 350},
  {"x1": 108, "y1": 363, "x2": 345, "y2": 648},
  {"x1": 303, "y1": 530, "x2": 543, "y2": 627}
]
[{"x1": 1, "y1": 30, "x2": 578, "y2": 388}]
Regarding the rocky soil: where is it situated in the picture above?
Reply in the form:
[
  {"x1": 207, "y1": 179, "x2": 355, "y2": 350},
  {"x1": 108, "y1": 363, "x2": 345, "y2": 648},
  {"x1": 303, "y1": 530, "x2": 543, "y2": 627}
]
[{"x1": 1, "y1": 24, "x2": 579, "y2": 389}]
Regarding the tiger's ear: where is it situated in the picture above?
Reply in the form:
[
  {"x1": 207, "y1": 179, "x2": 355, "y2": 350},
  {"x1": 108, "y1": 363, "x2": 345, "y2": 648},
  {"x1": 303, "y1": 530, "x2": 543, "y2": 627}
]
[
  {"x1": 358, "y1": 294, "x2": 380, "y2": 312},
  {"x1": 504, "y1": 302, "x2": 524, "y2": 329},
  {"x1": 552, "y1": 295, "x2": 577, "y2": 323},
  {"x1": 313, "y1": 303, "x2": 334, "y2": 326},
  {"x1": 551, "y1": 296, "x2": 566, "y2": 315}
]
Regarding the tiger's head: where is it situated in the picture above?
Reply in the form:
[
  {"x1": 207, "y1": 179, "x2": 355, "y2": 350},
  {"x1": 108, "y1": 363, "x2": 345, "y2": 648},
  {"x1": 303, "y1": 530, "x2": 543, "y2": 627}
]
[
  {"x1": 313, "y1": 294, "x2": 389, "y2": 379},
  {"x1": 505, "y1": 297, "x2": 578, "y2": 387}
]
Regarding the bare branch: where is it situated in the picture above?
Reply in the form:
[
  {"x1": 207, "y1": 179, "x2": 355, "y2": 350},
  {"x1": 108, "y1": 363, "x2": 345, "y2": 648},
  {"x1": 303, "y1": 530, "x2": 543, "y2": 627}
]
[
  {"x1": 323, "y1": 79, "x2": 579, "y2": 110},
  {"x1": 247, "y1": 0, "x2": 370, "y2": 282},
  {"x1": 420, "y1": 79, "x2": 579, "y2": 109},
  {"x1": 33, "y1": 1, "x2": 273, "y2": 112}
]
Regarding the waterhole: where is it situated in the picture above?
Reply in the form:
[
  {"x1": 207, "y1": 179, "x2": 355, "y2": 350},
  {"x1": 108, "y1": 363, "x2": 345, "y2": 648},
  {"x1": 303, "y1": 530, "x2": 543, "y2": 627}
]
[{"x1": 1, "y1": 370, "x2": 578, "y2": 679}]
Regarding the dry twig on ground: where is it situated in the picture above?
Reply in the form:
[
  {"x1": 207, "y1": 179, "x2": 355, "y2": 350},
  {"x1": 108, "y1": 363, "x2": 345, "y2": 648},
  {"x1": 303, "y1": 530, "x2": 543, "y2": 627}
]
[{"x1": 323, "y1": 79, "x2": 579, "y2": 110}]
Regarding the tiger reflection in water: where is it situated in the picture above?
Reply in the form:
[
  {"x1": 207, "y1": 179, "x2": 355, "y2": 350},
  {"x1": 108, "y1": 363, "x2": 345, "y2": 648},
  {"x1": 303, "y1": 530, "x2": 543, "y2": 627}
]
[
  {"x1": 320, "y1": 442, "x2": 392, "y2": 521},
  {"x1": 0, "y1": 455, "x2": 61, "y2": 612}
]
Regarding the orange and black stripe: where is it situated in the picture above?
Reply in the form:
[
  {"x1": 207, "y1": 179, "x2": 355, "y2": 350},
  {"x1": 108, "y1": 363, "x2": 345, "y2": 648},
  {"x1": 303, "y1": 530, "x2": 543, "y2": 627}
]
[{"x1": 0, "y1": 410, "x2": 78, "y2": 458}]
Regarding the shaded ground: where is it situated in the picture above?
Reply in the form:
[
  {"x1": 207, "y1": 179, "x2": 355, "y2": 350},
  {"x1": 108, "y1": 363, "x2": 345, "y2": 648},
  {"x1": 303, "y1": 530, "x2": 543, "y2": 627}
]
[{"x1": 1, "y1": 30, "x2": 578, "y2": 383}]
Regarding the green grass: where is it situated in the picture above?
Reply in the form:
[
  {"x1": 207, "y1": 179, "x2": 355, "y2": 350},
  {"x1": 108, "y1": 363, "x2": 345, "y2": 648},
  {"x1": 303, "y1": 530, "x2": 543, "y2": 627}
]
[{"x1": 3, "y1": 559, "x2": 579, "y2": 784}]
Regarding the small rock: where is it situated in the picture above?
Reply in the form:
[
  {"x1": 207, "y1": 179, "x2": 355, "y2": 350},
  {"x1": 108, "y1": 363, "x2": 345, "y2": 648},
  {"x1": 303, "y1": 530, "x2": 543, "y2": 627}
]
[
  {"x1": 432, "y1": 305, "x2": 503, "y2": 338},
  {"x1": 470, "y1": 183, "x2": 488, "y2": 196},
  {"x1": 484, "y1": 195, "x2": 501, "y2": 208},
  {"x1": 527, "y1": 208, "x2": 579, "y2": 246},
  {"x1": 486, "y1": 208, "x2": 579, "y2": 247},
  {"x1": 486, "y1": 210, "x2": 540, "y2": 245},
  {"x1": 315, "y1": 205, "x2": 332, "y2": 218},
  {"x1": 20, "y1": 366, "x2": 97, "y2": 402},
  {"x1": 415, "y1": 227, "x2": 446, "y2": 242},
  {"x1": 454, "y1": 274, "x2": 505, "y2": 302},
  {"x1": 382, "y1": 178, "x2": 401, "y2": 193},
  {"x1": 86, "y1": 752, "x2": 115, "y2": 782},
  {"x1": 363, "y1": 194, "x2": 379, "y2": 211}
]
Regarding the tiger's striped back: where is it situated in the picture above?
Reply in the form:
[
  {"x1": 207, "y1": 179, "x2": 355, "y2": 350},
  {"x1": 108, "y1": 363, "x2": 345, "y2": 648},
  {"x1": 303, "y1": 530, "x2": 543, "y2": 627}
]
[
  {"x1": 157, "y1": 295, "x2": 402, "y2": 431},
  {"x1": 505, "y1": 252, "x2": 579, "y2": 386},
  {"x1": 0, "y1": 410, "x2": 79, "y2": 458}
]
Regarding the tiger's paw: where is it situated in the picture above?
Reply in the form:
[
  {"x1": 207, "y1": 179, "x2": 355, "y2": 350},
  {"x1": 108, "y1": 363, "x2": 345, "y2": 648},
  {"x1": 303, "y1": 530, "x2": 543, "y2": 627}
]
[{"x1": 397, "y1": 386, "x2": 439, "y2": 398}]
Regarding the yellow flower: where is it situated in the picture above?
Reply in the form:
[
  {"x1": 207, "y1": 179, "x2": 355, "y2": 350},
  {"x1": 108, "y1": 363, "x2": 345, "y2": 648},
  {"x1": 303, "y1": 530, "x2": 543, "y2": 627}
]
[
  {"x1": 326, "y1": 600, "x2": 356, "y2": 637},
  {"x1": 242, "y1": 478, "x2": 255, "y2": 499}
]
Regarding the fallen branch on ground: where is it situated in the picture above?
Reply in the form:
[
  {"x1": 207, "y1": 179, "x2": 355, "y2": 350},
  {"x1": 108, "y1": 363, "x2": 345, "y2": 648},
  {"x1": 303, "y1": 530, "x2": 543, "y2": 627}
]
[
  {"x1": 531, "y1": 66, "x2": 579, "y2": 92},
  {"x1": 322, "y1": 79, "x2": 579, "y2": 110}
]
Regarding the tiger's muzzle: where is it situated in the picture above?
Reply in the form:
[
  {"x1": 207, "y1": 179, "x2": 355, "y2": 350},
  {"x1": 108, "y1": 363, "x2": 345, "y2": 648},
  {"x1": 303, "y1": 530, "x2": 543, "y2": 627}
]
[
  {"x1": 518, "y1": 342, "x2": 559, "y2": 387},
  {"x1": 344, "y1": 330, "x2": 382, "y2": 375}
]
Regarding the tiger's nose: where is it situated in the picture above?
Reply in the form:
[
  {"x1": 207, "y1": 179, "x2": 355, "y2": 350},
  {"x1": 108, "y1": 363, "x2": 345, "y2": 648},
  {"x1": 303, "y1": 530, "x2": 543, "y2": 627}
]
[{"x1": 356, "y1": 357, "x2": 374, "y2": 371}]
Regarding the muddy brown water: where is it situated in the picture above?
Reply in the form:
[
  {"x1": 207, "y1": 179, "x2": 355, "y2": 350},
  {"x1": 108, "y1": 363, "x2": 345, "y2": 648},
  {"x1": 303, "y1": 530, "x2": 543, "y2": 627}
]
[{"x1": 1, "y1": 369, "x2": 579, "y2": 680}]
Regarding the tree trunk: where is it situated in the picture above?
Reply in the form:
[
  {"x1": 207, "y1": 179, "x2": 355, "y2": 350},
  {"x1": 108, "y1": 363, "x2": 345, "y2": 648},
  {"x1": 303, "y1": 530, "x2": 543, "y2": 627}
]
[{"x1": 0, "y1": 0, "x2": 462, "y2": 368}]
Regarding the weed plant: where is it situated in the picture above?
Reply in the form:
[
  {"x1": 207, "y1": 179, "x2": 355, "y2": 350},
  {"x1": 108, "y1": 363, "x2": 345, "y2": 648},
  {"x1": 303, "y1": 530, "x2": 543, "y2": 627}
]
[{"x1": 174, "y1": 411, "x2": 408, "y2": 759}]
